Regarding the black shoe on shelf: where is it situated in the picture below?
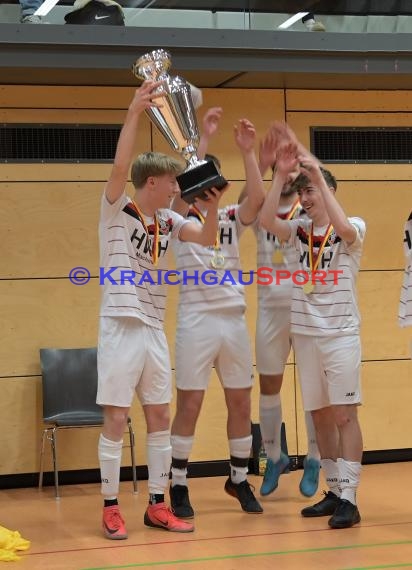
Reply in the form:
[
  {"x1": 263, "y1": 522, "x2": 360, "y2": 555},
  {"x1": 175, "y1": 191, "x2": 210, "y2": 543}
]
[
  {"x1": 328, "y1": 499, "x2": 361, "y2": 529},
  {"x1": 169, "y1": 484, "x2": 195, "y2": 519},
  {"x1": 224, "y1": 478, "x2": 263, "y2": 514},
  {"x1": 301, "y1": 491, "x2": 340, "y2": 517}
]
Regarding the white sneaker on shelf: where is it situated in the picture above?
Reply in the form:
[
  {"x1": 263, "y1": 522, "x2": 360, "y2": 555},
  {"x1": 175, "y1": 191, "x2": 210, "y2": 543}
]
[
  {"x1": 21, "y1": 15, "x2": 44, "y2": 23},
  {"x1": 305, "y1": 19, "x2": 326, "y2": 32}
]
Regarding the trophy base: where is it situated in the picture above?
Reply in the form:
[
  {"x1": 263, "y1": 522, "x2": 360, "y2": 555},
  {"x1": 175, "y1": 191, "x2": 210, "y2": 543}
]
[{"x1": 178, "y1": 160, "x2": 228, "y2": 204}]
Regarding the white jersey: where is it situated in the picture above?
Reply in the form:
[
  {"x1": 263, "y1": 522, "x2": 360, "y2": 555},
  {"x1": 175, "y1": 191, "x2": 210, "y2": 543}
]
[
  {"x1": 173, "y1": 204, "x2": 247, "y2": 313},
  {"x1": 254, "y1": 202, "x2": 302, "y2": 308},
  {"x1": 99, "y1": 192, "x2": 188, "y2": 329},
  {"x1": 285, "y1": 216, "x2": 366, "y2": 337},
  {"x1": 399, "y1": 212, "x2": 412, "y2": 328}
]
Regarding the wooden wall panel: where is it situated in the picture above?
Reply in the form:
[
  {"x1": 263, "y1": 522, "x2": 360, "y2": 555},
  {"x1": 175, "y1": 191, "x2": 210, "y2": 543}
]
[
  {"x1": 337, "y1": 182, "x2": 410, "y2": 270},
  {"x1": 0, "y1": 109, "x2": 127, "y2": 124},
  {"x1": 358, "y1": 271, "x2": 410, "y2": 361},
  {"x1": 0, "y1": 183, "x2": 102, "y2": 278},
  {"x1": 287, "y1": 90, "x2": 412, "y2": 112},
  {"x1": 0, "y1": 377, "x2": 42, "y2": 475},
  {"x1": 0, "y1": 85, "x2": 138, "y2": 109},
  {"x1": 0, "y1": 279, "x2": 100, "y2": 377},
  {"x1": 359, "y1": 360, "x2": 412, "y2": 451},
  {"x1": 0, "y1": 164, "x2": 113, "y2": 182}
]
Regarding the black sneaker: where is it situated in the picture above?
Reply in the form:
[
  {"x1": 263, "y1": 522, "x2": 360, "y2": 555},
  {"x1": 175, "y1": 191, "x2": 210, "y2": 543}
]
[
  {"x1": 328, "y1": 499, "x2": 361, "y2": 529},
  {"x1": 224, "y1": 478, "x2": 263, "y2": 514},
  {"x1": 301, "y1": 491, "x2": 340, "y2": 517},
  {"x1": 169, "y1": 485, "x2": 194, "y2": 519}
]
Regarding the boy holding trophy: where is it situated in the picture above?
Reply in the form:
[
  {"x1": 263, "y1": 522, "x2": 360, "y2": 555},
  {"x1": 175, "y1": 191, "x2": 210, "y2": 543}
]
[{"x1": 97, "y1": 80, "x2": 226, "y2": 539}]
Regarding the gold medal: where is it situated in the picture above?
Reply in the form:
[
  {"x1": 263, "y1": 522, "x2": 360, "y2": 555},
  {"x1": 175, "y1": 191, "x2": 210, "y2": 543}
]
[
  {"x1": 303, "y1": 282, "x2": 315, "y2": 295},
  {"x1": 272, "y1": 249, "x2": 284, "y2": 264},
  {"x1": 210, "y1": 251, "x2": 225, "y2": 269}
]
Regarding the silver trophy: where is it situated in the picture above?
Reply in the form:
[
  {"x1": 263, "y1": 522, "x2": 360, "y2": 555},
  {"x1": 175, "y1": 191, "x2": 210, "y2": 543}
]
[{"x1": 132, "y1": 49, "x2": 227, "y2": 204}]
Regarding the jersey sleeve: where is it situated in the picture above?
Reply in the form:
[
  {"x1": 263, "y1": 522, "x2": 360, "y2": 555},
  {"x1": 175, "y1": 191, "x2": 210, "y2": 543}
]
[
  {"x1": 346, "y1": 217, "x2": 366, "y2": 254},
  {"x1": 100, "y1": 189, "x2": 129, "y2": 221}
]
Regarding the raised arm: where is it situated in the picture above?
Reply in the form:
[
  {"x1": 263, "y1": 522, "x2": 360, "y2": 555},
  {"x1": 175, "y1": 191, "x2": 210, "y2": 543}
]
[
  {"x1": 235, "y1": 119, "x2": 265, "y2": 225},
  {"x1": 299, "y1": 154, "x2": 357, "y2": 245},
  {"x1": 105, "y1": 80, "x2": 163, "y2": 205},
  {"x1": 238, "y1": 122, "x2": 280, "y2": 205},
  {"x1": 259, "y1": 142, "x2": 299, "y2": 241}
]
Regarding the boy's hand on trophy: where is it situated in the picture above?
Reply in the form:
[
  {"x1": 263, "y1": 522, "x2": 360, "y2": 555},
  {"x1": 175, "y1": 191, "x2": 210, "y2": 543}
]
[
  {"x1": 234, "y1": 119, "x2": 256, "y2": 153},
  {"x1": 195, "y1": 185, "x2": 229, "y2": 211},
  {"x1": 130, "y1": 80, "x2": 164, "y2": 114},
  {"x1": 202, "y1": 107, "x2": 223, "y2": 139}
]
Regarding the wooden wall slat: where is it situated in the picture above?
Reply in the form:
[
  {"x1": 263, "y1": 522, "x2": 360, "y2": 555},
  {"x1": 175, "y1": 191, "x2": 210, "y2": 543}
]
[
  {"x1": 0, "y1": 85, "x2": 137, "y2": 109},
  {"x1": 287, "y1": 90, "x2": 412, "y2": 112}
]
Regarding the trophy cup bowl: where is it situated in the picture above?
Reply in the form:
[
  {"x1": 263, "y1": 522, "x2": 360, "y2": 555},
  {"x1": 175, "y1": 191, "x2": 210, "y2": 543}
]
[{"x1": 132, "y1": 49, "x2": 228, "y2": 204}]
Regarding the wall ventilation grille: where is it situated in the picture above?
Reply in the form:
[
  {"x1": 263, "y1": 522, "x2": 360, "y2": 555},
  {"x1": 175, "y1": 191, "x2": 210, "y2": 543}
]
[
  {"x1": 0, "y1": 124, "x2": 121, "y2": 162},
  {"x1": 311, "y1": 127, "x2": 412, "y2": 163}
]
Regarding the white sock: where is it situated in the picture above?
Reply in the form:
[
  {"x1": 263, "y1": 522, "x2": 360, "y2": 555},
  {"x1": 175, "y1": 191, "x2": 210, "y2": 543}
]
[
  {"x1": 320, "y1": 458, "x2": 341, "y2": 497},
  {"x1": 259, "y1": 393, "x2": 282, "y2": 462},
  {"x1": 147, "y1": 430, "x2": 172, "y2": 496},
  {"x1": 98, "y1": 433, "x2": 123, "y2": 498},
  {"x1": 171, "y1": 434, "x2": 194, "y2": 487},
  {"x1": 304, "y1": 412, "x2": 320, "y2": 461},
  {"x1": 229, "y1": 435, "x2": 252, "y2": 484},
  {"x1": 338, "y1": 458, "x2": 361, "y2": 505}
]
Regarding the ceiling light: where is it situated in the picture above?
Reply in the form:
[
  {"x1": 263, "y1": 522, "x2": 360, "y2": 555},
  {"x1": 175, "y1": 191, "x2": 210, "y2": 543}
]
[
  {"x1": 278, "y1": 12, "x2": 309, "y2": 30},
  {"x1": 34, "y1": 0, "x2": 60, "y2": 17}
]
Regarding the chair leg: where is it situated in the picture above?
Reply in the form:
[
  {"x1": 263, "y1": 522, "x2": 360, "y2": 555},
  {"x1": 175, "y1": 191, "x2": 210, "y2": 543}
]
[
  {"x1": 38, "y1": 428, "x2": 49, "y2": 489},
  {"x1": 51, "y1": 427, "x2": 60, "y2": 500},
  {"x1": 127, "y1": 418, "x2": 138, "y2": 494}
]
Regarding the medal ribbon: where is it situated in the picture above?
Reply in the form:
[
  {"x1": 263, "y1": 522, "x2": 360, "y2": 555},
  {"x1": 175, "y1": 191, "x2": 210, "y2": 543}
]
[
  {"x1": 285, "y1": 198, "x2": 301, "y2": 221},
  {"x1": 132, "y1": 201, "x2": 160, "y2": 266},
  {"x1": 190, "y1": 205, "x2": 220, "y2": 250},
  {"x1": 308, "y1": 223, "x2": 334, "y2": 273}
]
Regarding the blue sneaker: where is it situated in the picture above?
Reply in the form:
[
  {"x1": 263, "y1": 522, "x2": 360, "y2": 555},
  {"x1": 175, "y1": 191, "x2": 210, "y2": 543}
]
[
  {"x1": 299, "y1": 457, "x2": 320, "y2": 497},
  {"x1": 260, "y1": 452, "x2": 290, "y2": 496}
]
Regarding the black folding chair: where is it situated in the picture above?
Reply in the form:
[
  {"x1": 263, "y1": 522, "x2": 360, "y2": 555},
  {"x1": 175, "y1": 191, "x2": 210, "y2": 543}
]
[{"x1": 39, "y1": 347, "x2": 137, "y2": 498}]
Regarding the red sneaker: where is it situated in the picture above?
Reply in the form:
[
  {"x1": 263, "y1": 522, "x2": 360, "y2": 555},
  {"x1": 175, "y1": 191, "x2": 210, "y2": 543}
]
[
  {"x1": 144, "y1": 502, "x2": 194, "y2": 533},
  {"x1": 102, "y1": 505, "x2": 128, "y2": 540}
]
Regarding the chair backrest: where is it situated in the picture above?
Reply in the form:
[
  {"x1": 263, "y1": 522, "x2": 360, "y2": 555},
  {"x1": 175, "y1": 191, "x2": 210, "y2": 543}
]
[{"x1": 39, "y1": 347, "x2": 104, "y2": 426}]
